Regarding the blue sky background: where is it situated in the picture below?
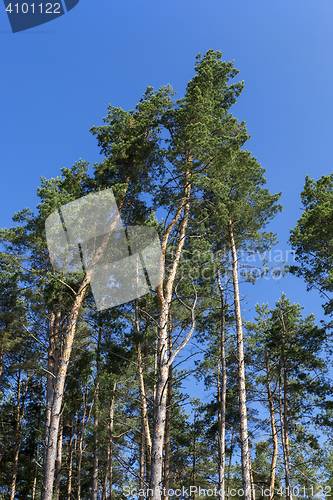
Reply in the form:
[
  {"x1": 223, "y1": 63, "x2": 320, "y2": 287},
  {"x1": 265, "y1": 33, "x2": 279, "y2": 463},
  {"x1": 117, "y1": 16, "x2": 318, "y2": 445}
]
[{"x1": 1, "y1": 1, "x2": 332, "y2": 341}]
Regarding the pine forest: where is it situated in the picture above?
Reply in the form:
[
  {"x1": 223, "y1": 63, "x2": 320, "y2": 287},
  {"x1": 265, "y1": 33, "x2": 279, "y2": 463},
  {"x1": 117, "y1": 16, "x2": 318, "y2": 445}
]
[{"x1": 1, "y1": 50, "x2": 333, "y2": 500}]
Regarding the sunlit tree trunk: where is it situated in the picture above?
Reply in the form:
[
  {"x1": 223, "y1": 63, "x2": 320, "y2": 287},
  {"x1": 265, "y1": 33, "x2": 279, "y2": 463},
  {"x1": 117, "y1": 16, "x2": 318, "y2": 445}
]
[
  {"x1": 279, "y1": 313, "x2": 292, "y2": 500},
  {"x1": 136, "y1": 299, "x2": 152, "y2": 483},
  {"x1": 266, "y1": 352, "x2": 278, "y2": 500},
  {"x1": 109, "y1": 381, "x2": 116, "y2": 500},
  {"x1": 55, "y1": 413, "x2": 63, "y2": 500},
  {"x1": 217, "y1": 272, "x2": 227, "y2": 500},
  {"x1": 163, "y1": 320, "x2": 173, "y2": 500},
  {"x1": 92, "y1": 324, "x2": 102, "y2": 500},
  {"x1": 228, "y1": 217, "x2": 252, "y2": 500}
]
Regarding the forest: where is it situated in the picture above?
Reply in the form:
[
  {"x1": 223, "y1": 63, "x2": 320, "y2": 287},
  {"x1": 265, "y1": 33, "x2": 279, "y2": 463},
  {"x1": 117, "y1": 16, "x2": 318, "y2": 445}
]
[{"x1": 1, "y1": 50, "x2": 333, "y2": 500}]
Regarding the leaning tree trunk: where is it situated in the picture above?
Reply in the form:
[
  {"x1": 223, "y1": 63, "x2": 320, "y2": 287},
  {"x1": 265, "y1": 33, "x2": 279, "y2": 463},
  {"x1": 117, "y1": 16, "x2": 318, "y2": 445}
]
[
  {"x1": 41, "y1": 190, "x2": 128, "y2": 500},
  {"x1": 228, "y1": 217, "x2": 252, "y2": 500}
]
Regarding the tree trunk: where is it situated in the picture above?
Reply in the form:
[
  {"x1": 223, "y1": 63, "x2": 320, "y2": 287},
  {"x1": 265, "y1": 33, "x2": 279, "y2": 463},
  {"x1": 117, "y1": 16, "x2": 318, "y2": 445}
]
[
  {"x1": 226, "y1": 418, "x2": 236, "y2": 500},
  {"x1": 67, "y1": 423, "x2": 74, "y2": 500},
  {"x1": 265, "y1": 352, "x2": 278, "y2": 500},
  {"x1": 279, "y1": 313, "x2": 292, "y2": 500},
  {"x1": 32, "y1": 441, "x2": 40, "y2": 500},
  {"x1": 55, "y1": 413, "x2": 63, "y2": 500},
  {"x1": 102, "y1": 451, "x2": 109, "y2": 500},
  {"x1": 149, "y1": 173, "x2": 192, "y2": 499},
  {"x1": 192, "y1": 408, "x2": 197, "y2": 500},
  {"x1": 249, "y1": 451, "x2": 255, "y2": 500},
  {"x1": 109, "y1": 381, "x2": 117, "y2": 500},
  {"x1": 217, "y1": 272, "x2": 227, "y2": 500},
  {"x1": 77, "y1": 384, "x2": 91, "y2": 500},
  {"x1": 149, "y1": 162, "x2": 193, "y2": 499},
  {"x1": 163, "y1": 321, "x2": 173, "y2": 500},
  {"x1": 92, "y1": 323, "x2": 102, "y2": 500},
  {"x1": 136, "y1": 299, "x2": 152, "y2": 483},
  {"x1": 140, "y1": 405, "x2": 146, "y2": 490},
  {"x1": 41, "y1": 190, "x2": 129, "y2": 500},
  {"x1": 10, "y1": 371, "x2": 29, "y2": 500},
  {"x1": 228, "y1": 218, "x2": 252, "y2": 500}
]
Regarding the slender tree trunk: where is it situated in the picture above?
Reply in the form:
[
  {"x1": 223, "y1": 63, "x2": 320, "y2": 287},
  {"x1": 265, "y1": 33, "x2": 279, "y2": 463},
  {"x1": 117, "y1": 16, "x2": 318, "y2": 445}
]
[
  {"x1": 226, "y1": 419, "x2": 236, "y2": 500},
  {"x1": 136, "y1": 299, "x2": 152, "y2": 482},
  {"x1": 140, "y1": 406, "x2": 146, "y2": 490},
  {"x1": 67, "y1": 423, "x2": 74, "y2": 500},
  {"x1": 32, "y1": 388, "x2": 42, "y2": 500},
  {"x1": 10, "y1": 371, "x2": 29, "y2": 500},
  {"x1": 32, "y1": 441, "x2": 40, "y2": 500},
  {"x1": 92, "y1": 323, "x2": 102, "y2": 500},
  {"x1": 217, "y1": 272, "x2": 227, "y2": 500},
  {"x1": 55, "y1": 413, "x2": 63, "y2": 500},
  {"x1": 77, "y1": 385, "x2": 91, "y2": 500},
  {"x1": 266, "y1": 352, "x2": 278, "y2": 500},
  {"x1": 109, "y1": 381, "x2": 117, "y2": 500},
  {"x1": 192, "y1": 408, "x2": 197, "y2": 500},
  {"x1": 102, "y1": 449, "x2": 110, "y2": 500},
  {"x1": 279, "y1": 314, "x2": 292, "y2": 500},
  {"x1": 249, "y1": 451, "x2": 255, "y2": 500},
  {"x1": 152, "y1": 337, "x2": 158, "y2": 429},
  {"x1": 163, "y1": 321, "x2": 173, "y2": 500},
  {"x1": 228, "y1": 218, "x2": 252, "y2": 500}
]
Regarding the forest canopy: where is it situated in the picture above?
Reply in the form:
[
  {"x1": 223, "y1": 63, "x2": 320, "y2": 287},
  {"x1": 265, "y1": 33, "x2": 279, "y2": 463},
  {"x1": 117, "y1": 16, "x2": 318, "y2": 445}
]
[{"x1": 0, "y1": 50, "x2": 333, "y2": 500}]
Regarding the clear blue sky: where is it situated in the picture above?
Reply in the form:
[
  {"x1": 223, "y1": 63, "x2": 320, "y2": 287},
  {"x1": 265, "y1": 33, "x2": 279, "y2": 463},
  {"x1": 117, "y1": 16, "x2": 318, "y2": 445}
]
[{"x1": 1, "y1": 0, "x2": 333, "y2": 324}]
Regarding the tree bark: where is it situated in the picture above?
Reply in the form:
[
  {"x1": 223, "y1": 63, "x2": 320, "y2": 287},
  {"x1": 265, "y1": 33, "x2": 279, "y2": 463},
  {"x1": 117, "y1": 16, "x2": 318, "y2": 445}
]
[
  {"x1": 279, "y1": 312, "x2": 292, "y2": 500},
  {"x1": 55, "y1": 413, "x2": 63, "y2": 500},
  {"x1": 163, "y1": 320, "x2": 173, "y2": 500},
  {"x1": 136, "y1": 299, "x2": 152, "y2": 483},
  {"x1": 140, "y1": 405, "x2": 146, "y2": 490},
  {"x1": 92, "y1": 323, "x2": 102, "y2": 500},
  {"x1": 192, "y1": 408, "x2": 197, "y2": 500},
  {"x1": 217, "y1": 272, "x2": 227, "y2": 500},
  {"x1": 109, "y1": 383, "x2": 116, "y2": 500},
  {"x1": 228, "y1": 217, "x2": 252, "y2": 500},
  {"x1": 265, "y1": 352, "x2": 278, "y2": 500}
]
